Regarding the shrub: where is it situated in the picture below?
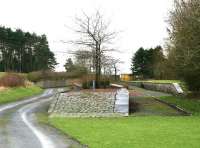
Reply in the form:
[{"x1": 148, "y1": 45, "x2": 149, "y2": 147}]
[
  {"x1": 0, "y1": 73, "x2": 25, "y2": 87},
  {"x1": 99, "y1": 80, "x2": 110, "y2": 88},
  {"x1": 81, "y1": 75, "x2": 110, "y2": 89},
  {"x1": 82, "y1": 81, "x2": 90, "y2": 89},
  {"x1": 82, "y1": 74, "x2": 110, "y2": 89}
]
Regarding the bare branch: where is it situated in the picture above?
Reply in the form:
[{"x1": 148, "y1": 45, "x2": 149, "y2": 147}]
[{"x1": 66, "y1": 10, "x2": 119, "y2": 83}]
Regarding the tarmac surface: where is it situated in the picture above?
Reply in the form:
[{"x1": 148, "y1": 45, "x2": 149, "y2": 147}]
[{"x1": 0, "y1": 89, "x2": 84, "y2": 148}]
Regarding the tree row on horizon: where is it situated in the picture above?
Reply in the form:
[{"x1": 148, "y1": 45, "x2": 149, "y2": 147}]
[{"x1": 0, "y1": 26, "x2": 57, "y2": 73}]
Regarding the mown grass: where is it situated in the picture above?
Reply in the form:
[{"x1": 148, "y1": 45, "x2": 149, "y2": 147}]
[
  {"x1": 48, "y1": 81, "x2": 199, "y2": 148},
  {"x1": 49, "y1": 116, "x2": 200, "y2": 148},
  {"x1": 0, "y1": 86, "x2": 43, "y2": 105},
  {"x1": 49, "y1": 91, "x2": 200, "y2": 148},
  {"x1": 160, "y1": 96, "x2": 200, "y2": 115}
]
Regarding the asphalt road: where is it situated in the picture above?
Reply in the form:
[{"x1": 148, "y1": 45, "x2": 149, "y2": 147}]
[{"x1": 0, "y1": 89, "x2": 85, "y2": 148}]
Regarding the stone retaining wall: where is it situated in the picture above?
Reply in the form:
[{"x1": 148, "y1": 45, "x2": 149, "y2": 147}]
[
  {"x1": 36, "y1": 80, "x2": 68, "y2": 88},
  {"x1": 127, "y1": 81, "x2": 183, "y2": 95}
]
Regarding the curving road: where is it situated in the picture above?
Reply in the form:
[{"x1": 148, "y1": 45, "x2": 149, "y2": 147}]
[{"x1": 0, "y1": 89, "x2": 85, "y2": 148}]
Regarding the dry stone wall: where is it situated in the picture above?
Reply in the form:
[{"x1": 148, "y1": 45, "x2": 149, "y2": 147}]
[{"x1": 36, "y1": 80, "x2": 68, "y2": 88}]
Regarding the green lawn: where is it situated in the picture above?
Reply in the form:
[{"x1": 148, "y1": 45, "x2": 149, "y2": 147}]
[
  {"x1": 0, "y1": 86, "x2": 43, "y2": 105},
  {"x1": 49, "y1": 94, "x2": 200, "y2": 148},
  {"x1": 49, "y1": 116, "x2": 200, "y2": 148}
]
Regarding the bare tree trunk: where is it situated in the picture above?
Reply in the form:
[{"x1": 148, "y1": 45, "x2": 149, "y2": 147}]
[
  {"x1": 69, "y1": 11, "x2": 117, "y2": 88},
  {"x1": 114, "y1": 65, "x2": 117, "y2": 81}
]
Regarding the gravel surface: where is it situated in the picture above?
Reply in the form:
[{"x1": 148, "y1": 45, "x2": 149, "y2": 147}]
[{"x1": 49, "y1": 91, "x2": 119, "y2": 117}]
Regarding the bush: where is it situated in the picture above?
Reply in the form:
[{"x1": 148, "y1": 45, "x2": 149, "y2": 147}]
[
  {"x1": 0, "y1": 73, "x2": 25, "y2": 87},
  {"x1": 82, "y1": 74, "x2": 110, "y2": 89},
  {"x1": 99, "y1": 80, "x2": 110, "y2": 88},
  {"x1": 82, "y1": 81, "x2": 90, "y2": 89},
  {"x1": 167, "y1": 0, "x2": 200, "y2": 92},
  {"x1": 82, "y1": 80, "x2": 110, "y2": 89}
]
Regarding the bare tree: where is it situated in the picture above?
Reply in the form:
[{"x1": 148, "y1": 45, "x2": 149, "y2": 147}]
[
  {"x1": 70, "y1": 11, "x2": 117, "y2": 87},
  {"x1": 111, "y1": 58, "x2": 123, "y2": 81},
  {"x1": 74, "y1": 49, "x2": 94, "y2": 71},
  {"x1": 101, "y1": 55, "x2": 123, "y2": 80}
]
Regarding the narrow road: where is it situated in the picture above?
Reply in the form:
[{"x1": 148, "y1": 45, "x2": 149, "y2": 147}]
[{"x1": 0, "y1": 89, "x2": 84, "y2": 148}]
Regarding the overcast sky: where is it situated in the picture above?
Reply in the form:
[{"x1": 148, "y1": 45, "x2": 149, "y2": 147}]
[{"x1": 0, "y1": 0, "x2": 173, "y2": 73}]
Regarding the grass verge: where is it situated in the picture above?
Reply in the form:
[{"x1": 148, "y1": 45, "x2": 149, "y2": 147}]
[
  {"x1": 0, "y1": 86, "x2": 43, "y2": 105},
  {"x1": 0, "y1": 72, "x2": 27, "y2": 78},
  {"x1": 130, "y1": 80, "x2": 181, "y2": 84},
  {"x1": 160, "y1": 96, "x2": 200, "y2": 115},
  {"x1": 0, "y1": 72, "x2": 5, "y2": 78},
  {"x1": 49, "y1": 116, "x2": 200, "y2": 148}
]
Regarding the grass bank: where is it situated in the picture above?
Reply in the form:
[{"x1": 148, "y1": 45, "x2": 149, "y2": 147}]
[
  {"x1": 49, "y1": 116, "x2": 200, "y2": 148},
  {"x1": 130, "y1": 80, "x2": 181, "y2": 84},
  {"x1": 0, "y1": 72, "x2": 27, "y2": 78},
  {"x1": 160, "y1": 96, "x2": 200, "y2": 115},
  {"x1": 0, "y1": 72, "x2": 5, "y2": 78},
  {"x1": 0, "y1": 86, "x2": 43, "y2": 105}
]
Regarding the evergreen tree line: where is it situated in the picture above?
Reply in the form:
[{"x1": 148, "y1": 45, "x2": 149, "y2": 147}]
[
  {"x1": 0, "y1": 26, "x2": 57, "y2": 73},
  {"x1": 131, "y1": 46, "x2": 166, "y2": 79}
]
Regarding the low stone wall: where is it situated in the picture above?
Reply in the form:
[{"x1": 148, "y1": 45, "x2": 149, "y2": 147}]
[
  {"x1": 127, "y1": 81, "x2": 183, "y2": 95},
  {"x1": 48, "y1": 91, "x2": 118, "y2": 117},
  {"x1": 127, "y1": 82, "x2": 142, "y2": 88},
  {"x1": 48, "y1": 88, "x2": 130, "y2": 117},
  {"x1": 36, "y1": 80, "x2": 68, "y2": 88}
]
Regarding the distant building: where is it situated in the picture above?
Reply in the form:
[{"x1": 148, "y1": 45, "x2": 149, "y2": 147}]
[{"x1": 120, "y1": 74, "x2": 133, "y2": 81}]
